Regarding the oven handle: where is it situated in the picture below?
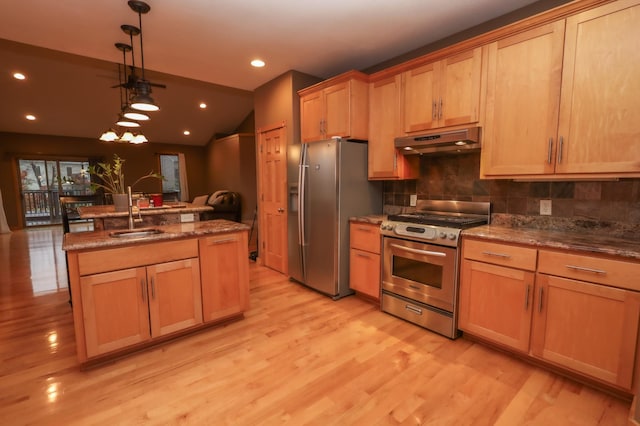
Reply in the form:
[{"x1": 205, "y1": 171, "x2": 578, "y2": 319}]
[{"x1": 390, "y1": 243, "x2": 447, "y2": 258}]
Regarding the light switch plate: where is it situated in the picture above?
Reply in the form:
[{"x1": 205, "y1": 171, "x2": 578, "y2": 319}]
[
  {"x1": 410, "y1": 194, "x2": 417, "y2": 207},
  {"x1": 540, "y1": 199, "x2": 552, "y2": 216}
]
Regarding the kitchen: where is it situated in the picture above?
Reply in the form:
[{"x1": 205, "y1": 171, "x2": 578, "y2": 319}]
[{"x1": 1, "y1": 0, "x2": 640, "y2": 424}]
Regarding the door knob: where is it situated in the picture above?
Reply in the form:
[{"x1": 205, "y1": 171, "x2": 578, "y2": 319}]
[{"x1": 277, "y1": 208, "x2": 284, "y2": 213}]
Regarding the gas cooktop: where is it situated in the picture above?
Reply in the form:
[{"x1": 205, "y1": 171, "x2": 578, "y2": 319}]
[{"x1": 387, "y1": 212, "x2": 488, "y2": 229}]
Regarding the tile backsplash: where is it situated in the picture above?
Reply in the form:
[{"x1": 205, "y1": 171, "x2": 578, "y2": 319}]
[{"x1": 383, "y1": 152, "x2": 640, "y2": 236}]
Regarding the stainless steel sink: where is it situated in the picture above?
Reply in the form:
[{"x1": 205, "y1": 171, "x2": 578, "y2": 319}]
[{"x1": 109, "y1": 228, "x2": 164, "y2": 238}]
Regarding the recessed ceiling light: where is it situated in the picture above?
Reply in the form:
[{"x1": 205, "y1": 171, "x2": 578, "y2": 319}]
[
  {"x1": 199, "y1": 102, "x2": 207, "y2": 109},
  {"x1": 183, "y1": 130, "x2": 190, "y2": 136},
  {"x1": 13, "y1": 72, "x2": 26, "y2": 80},
  {"x1": 25, "y1": 114, "x2": 36, "y2": 121},
  {"x1": 251, "y1": 59, "x2": 265, "y2": 68}
]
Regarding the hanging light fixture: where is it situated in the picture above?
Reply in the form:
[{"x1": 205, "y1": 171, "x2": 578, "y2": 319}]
[
  {"x1": 130, "y1": 133, "x2": 149, "y2": 144},
  {"x1": 99, "y1": 129, "x2": 119, "y2": 142},
  {"x1": 98, "y1": 0, "x2": 161, "y2": 143},
  {"x1": 119, "y1": 130, "x2": 135, "y2": 142},
  {"x1": 128, "y1": 1, "x2": 160, "y2": 112}
]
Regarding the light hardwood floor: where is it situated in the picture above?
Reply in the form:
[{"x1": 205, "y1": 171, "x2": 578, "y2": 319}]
[{"x1": 0, "y1": 227, "x2": 633, "y2": 425}]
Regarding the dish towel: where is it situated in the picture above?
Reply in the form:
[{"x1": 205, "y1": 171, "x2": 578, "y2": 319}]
[{"x1": 0, "y1": 188, "x2": 11, "y2": 234}]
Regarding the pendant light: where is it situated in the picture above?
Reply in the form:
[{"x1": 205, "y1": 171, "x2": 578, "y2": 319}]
[
  {"x1": 99, "y1": 129, "x2": 119, "y2": 142},
  {"x1": 128, "y1": 1, "x2": 159, "y2": 112}
]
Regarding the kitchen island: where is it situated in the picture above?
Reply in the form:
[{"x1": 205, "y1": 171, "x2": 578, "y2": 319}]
[
  {"x1": 63, "y1": 220, "x2": 250, "y2": 365},
  {"x1": 77, "y1": 202, "x2": 213, "y2": 231}
]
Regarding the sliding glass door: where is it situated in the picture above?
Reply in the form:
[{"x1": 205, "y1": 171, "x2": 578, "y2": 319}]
[{"x1": 18, "y1": 158, "x2": 92, "y2": 227}]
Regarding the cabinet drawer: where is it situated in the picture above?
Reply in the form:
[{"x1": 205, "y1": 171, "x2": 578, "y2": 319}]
[
  {"x1": 350, "y1": 222, "x2": 381, "y2": 254},
  {"x1": 78, "y1": 239, "x2": 199, "y2": 276},
  {"x1": 463, "y1": 239, "x2": 537, "y2": 271},
  {"x1": 538, "y1": 249, "x2": 640, "y2": 291}
]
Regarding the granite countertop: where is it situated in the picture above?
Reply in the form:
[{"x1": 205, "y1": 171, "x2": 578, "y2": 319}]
[
  {"x1": 63, "y1": 220, "x2": 249, "y2": 251},
  {"x1": 462, "y1": 225, "x2": 640, "y2": 260},
  {"x1": 77, "y1": 202, "x2": 212, "y2": 218},
  {"x1": 350, "y1": 215, "x2": 385, "y2": 225}
]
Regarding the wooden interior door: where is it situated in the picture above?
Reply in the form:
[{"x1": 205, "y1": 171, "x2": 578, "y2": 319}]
[{"x1": 258, "y1": 125, "x2": 288, "y2": 273}]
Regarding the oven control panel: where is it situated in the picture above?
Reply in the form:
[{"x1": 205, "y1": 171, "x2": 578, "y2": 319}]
[{"x1": 380, "y1": 221, "x2": 461, "y2": 246}]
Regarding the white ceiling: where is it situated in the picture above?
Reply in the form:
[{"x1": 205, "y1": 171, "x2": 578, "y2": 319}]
[{"x1": 0, "y1": 0, "x2": 559, "y2": 146}]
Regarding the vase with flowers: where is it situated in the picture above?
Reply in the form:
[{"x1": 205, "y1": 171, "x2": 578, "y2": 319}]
[{"x1": 88, "y1": 154, "x2": 163, "y2": 211}]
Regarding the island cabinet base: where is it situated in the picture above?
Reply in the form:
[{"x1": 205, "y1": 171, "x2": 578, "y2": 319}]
[{"x1": 67, "y1": 231, "x2": 250, "y2": 365}]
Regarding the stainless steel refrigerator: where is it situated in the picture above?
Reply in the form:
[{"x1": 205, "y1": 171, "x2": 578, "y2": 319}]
[{"x1": 287, "y1": 138, "x2": 382, "y2": 299}]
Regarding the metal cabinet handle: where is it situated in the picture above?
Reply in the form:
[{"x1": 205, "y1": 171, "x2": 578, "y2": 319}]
[
  {"x1": 438, "y1": 99, "x2": 443, "y2": 120},
  {"x1": 151, "y1": 277, "x2": 156, "y2": 299},
  {"x1": 207, "y1": 237, "x2": 237, "y2": 245},
  {"x1": 524, "y1": 284, "x2": 530, "y2": 310},
  {"x1": 405, "y1": 304, "x2": 423, "y2": 315},
  {"x1": 538, "y1": 287, "x2": 544, "y2": 313},
  {"x1": 481, "y1": 251, "x2": 511, "y2": 259},
  {"x1": 547, "y1": 138, "x2": 553, "y2": 164},
  {"x1": 357, "y1": 227, "x2": 373, "y2": 232},
  {"x1": 565, "y1": 264, "x2": 607, "y2": 275},
  {"x1": 432, "y1": 101, "x2": 438, "y2": 120},
  {"x1": 356, "y1": 253, "x2": 371, "y2": 259},
  {"x1": 141, "y1": 279, "x2": 146, "y2": 302},
  {"x1": 391, "y1": 243, "x2": 446, "y2": 257},
  {"x1": 556, "y1": 136, "x2": 564, "y2": 164}
]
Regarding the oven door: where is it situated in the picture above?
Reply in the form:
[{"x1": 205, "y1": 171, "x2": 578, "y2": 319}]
[{"x1": 382, "y1": 236, "x2": 457, "y2": 312}]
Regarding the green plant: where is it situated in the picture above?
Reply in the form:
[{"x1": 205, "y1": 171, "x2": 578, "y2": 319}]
[{"x1": 87, "y1": 154, "x2": 163, "y2": 194}]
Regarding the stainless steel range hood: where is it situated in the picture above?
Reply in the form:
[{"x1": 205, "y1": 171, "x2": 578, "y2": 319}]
[{"x1": 395, "y1": 126, "x2": 481, "y2": 155}]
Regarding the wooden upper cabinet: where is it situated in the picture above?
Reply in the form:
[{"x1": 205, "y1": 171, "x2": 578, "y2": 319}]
[
  {"x1": 556, "y1": 0, "x2": 640, "y2": 175},
  {"x1": 402, "y1": 47, "x2": 482, "y2": 133},
  {"x1": 368, "y1": 74, "x2": 419, "y2": 180},
  {"x1": 481, "y1": 21, "x2": 565, "y2": 177},
  {"x1": 298, "y1": 71, "x2": 369, "y2": 143},
  {"x1": 482, "y1": 0, "x2": 640, "y2": 178}
]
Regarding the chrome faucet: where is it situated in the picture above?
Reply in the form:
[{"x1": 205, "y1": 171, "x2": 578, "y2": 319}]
[
  {"x1": 128, "y1": 186, "x2": 134, "y2": 230},
  {"x1": 127, "y1": 186, "x2": 143, "y2": 230}
]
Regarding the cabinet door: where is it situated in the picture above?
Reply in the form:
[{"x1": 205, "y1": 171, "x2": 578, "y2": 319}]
[
  {"x1": 556, "y1": 0, "x2": 640, "y2": 174},
  {"x1": 147, "y1": 258, "x2": 203, "y2": 338},
  {"x1": 350, "y1": 222, "x2": 381, "y2": 254},
  {"x1": 459, "y1": 260, "x2": 534, "y2": 353},
  {"x1": 350, "y1": 249, "x2": 381, "y2": 300},
  {"x1": 402, "y1": 63, "x2": 438, "y2": 132},
  {"x1": 199, "y1": 232, "x2": 250, "y2": 322},
  {"x1": 531, "y1": 274, "x2": 640, "y2": 389},
  {"x1": 323, "y1": 82, "x2": 350, "y2": 139},
  {"x1": 481, "y1": 21, "x2": 565, "y2": 177},
  {"x1": 439, "y1": 48, "x2": 482, "y2": 127},
  {"x1": 369, "y1": 75, "x2": 419, "y2": 180},
  {"x1": 80, "y1": 267, "x2": 150, "y2": 357},
  {"x1": 300, "y1": 90, "x2": 324, "y2": 142}
]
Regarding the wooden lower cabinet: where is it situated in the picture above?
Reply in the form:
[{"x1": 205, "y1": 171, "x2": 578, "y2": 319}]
[
  {"x1": 81, "y1": 258, "x2": 203, "y2": 358},
  {"x1": 531, "y1": 273, "x2": 640, "y2": 389},
  {"x1": 459, "y1": 238, "x2": 640, "y2": 391},
  {"x1": 459, "y1": 260, "x2": 534, "y2": 353},
  {"x1": 199, "y1": 231, "x2": 250, "y2": 322},
  {"x1": 349, "y1": 222, "x2": 381, "y2": 301},
  {"x1": 81, "y1": 267, "x2": 151, "y2": 358}
]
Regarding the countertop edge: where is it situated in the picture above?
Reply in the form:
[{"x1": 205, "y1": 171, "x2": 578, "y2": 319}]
[
  {"x1": 462, "y1": 225, "x2": 640, "y2": 261},
  {"x1": 63, "y1": 220, "x2": 249, "y2": 251}
]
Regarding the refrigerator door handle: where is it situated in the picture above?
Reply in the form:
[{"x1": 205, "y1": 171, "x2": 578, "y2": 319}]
[{"x1": 298, "y1": 144, "x2": 308, "y2": 281}]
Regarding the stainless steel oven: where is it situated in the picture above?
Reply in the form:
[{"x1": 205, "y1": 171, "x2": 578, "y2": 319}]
[{"x1": 380, "y1": 200, "x2": 490, "y2": 338}]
